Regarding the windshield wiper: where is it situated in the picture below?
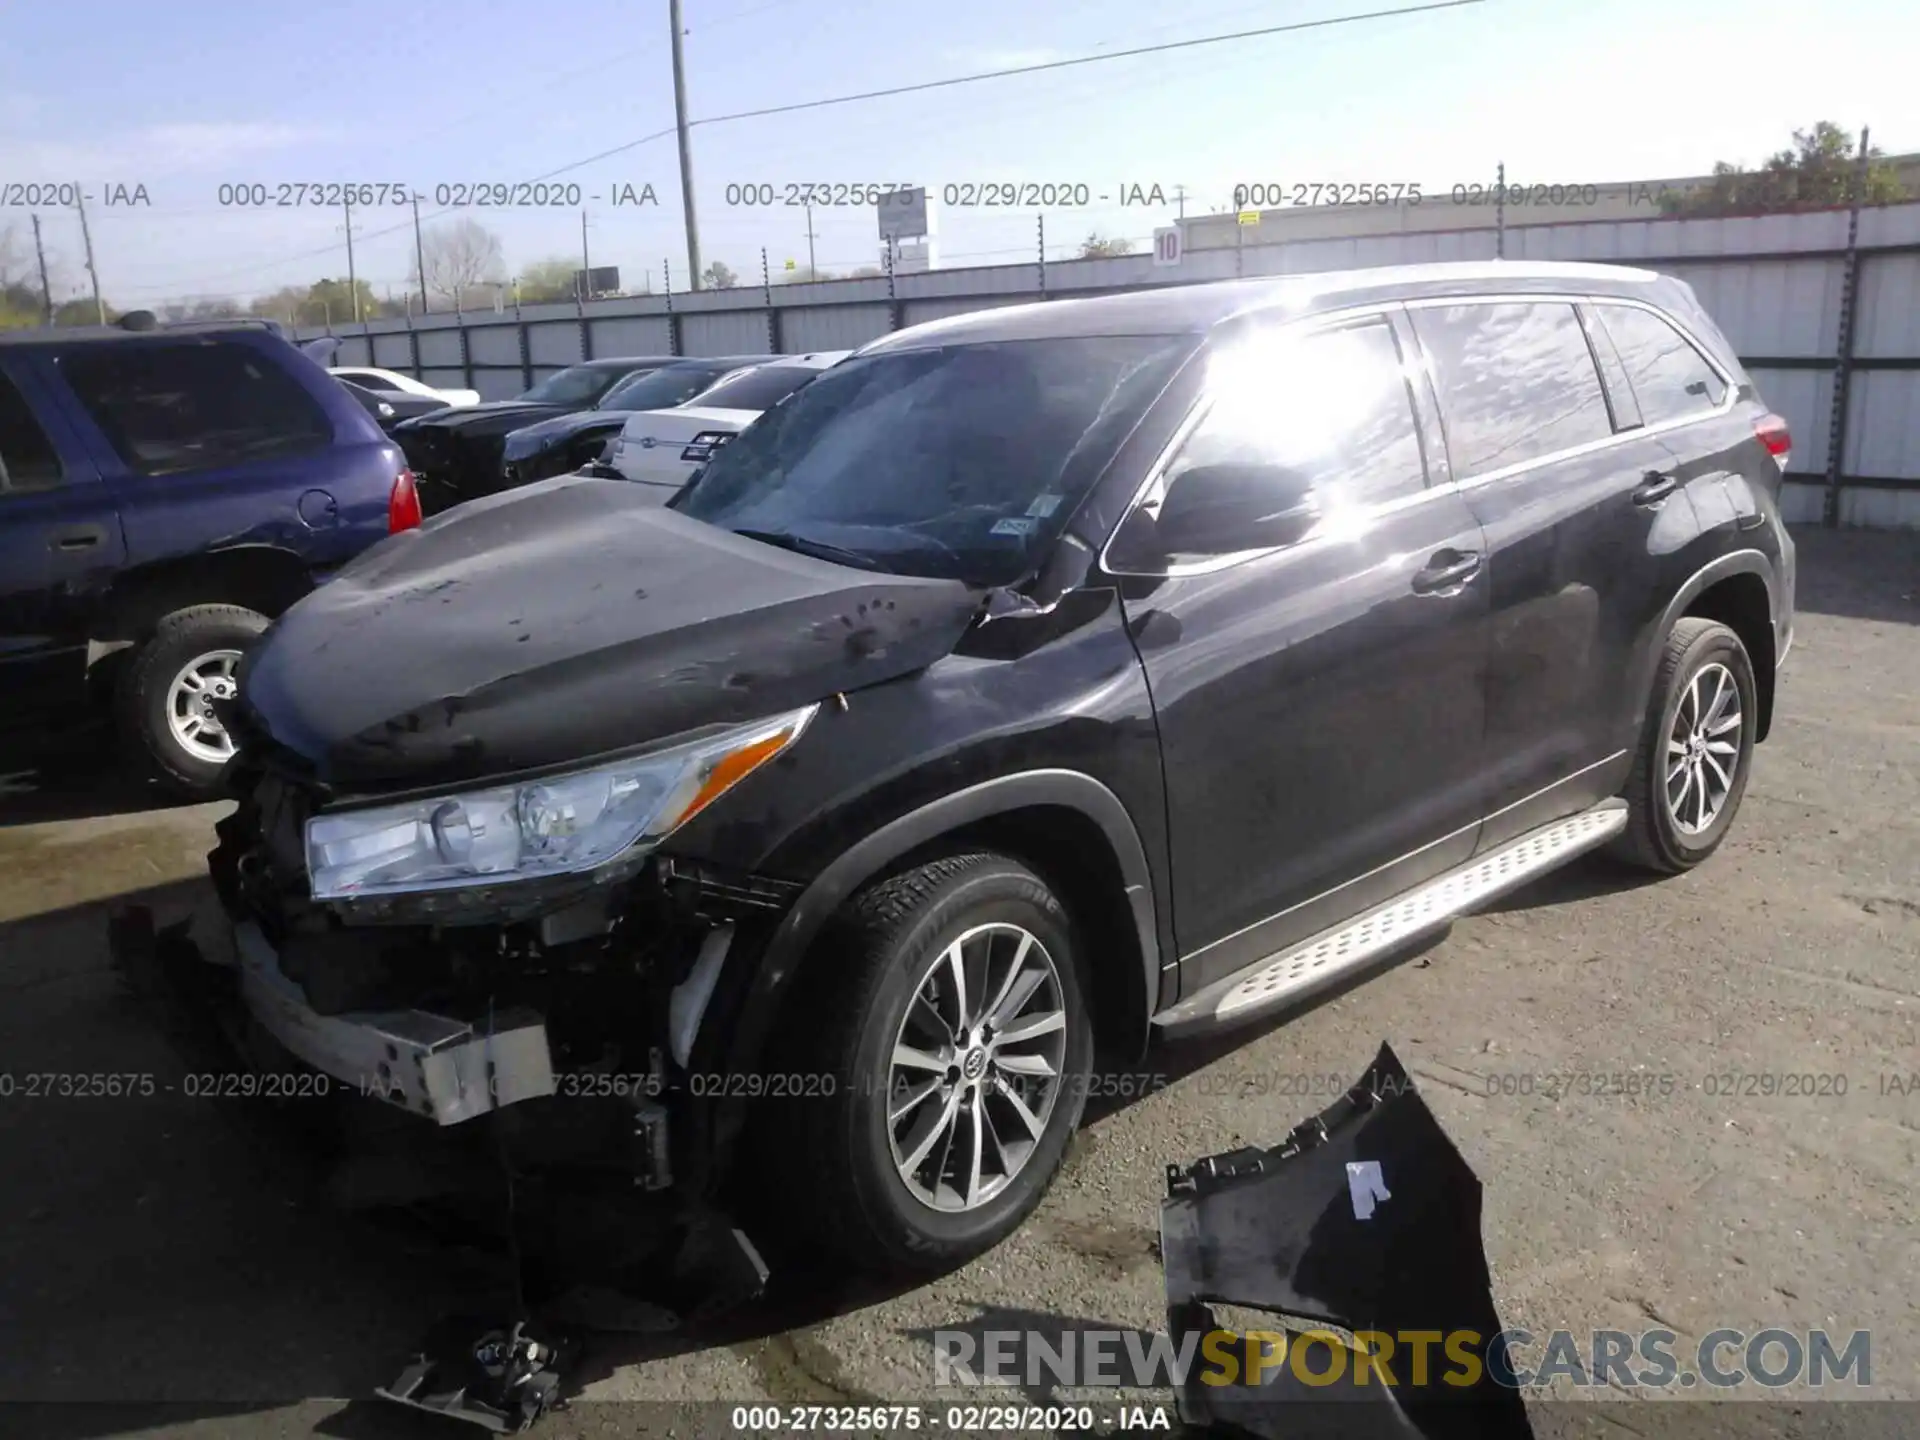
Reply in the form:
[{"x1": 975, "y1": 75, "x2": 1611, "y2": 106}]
[{"x1": 730, "y1": 528, "x2": 888, "y2": 572}]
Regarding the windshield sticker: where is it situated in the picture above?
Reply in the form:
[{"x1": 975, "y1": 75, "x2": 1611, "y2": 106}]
[
  {"x1": 1026, "y1": 493, "x2": 1063, "y2": 518},
  {"x1": 991, "y1": 516, "x2": 1039, "y2": 537}
]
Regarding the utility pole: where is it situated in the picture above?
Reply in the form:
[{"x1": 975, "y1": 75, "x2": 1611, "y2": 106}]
[
  {"x1": 343, "y1": 198, "x2": 362, "y2": 322},
  {"x1": 30, "y1": 213, "x2": 53, "y2": 325},
  {"x1": 74, "y1": 196, "x2": 105, "y2": 324},
  {"x1": 804, "y1": 201, "x2": 817, "y2": 275},
  {"x1": 580, "y1": 209, "x2": 592, "y2": 300},
  {"x1": 668, "y1": 0, "x2": 703, "y2": 289},
  {"x1": 1173, "y1": 184, "x2": 1187, "y2": 220},
  {"x1": 412, "y1": 193, "x2": 430, "y2": 313}
]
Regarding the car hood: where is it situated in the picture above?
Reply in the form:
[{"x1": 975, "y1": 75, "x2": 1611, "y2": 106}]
[
  {"x1": 394, "y1": 400, "x2": 572, "y2": 436},
  {"x1": 239, "y1": 475, "x2": 985, "y2": 792},
  {"x1": 504, "y1": 409, "x2": 630, "y2": 456}
]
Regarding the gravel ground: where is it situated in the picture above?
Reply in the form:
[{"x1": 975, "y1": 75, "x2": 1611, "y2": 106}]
[{"x1": 0, "y1": 525, "x2": 1914, "y2": 1440}]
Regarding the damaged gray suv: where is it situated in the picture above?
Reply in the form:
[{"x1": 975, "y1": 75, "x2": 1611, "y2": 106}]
[{"x1": 197, "y1": 260, "x2": 1795, "y2": 1276}]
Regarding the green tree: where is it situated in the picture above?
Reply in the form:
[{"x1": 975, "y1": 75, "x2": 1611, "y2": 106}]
[
  {"x1": 304, "y1": 277, "x2": 381, "y2": 326},
  {"x1": 1077, "y1": 233, "x2": 1136, "y2": 258},
  {"x1": 518, "y1": 257, "x2": 581, "y2": 303},
  {"x1": 777, "y1": 264, "x2": 838, "y2": 283},
  {"x1": 1663, "y1": 122, "x2": 1909, "y2": 217},
  {"x1": 848, "y1": 265, "x2": 886, "y2": 279},
  {"x1": 53, "y1": 297, "x2": 115, "y2": 326},
  {"x1": 701, "y1": 260, "x2": 740, "y2": 289}
]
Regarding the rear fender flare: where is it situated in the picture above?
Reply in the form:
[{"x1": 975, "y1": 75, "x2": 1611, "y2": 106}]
[{"x1": 1631, "y1": 549, "x2": 1776, "y2": 731}]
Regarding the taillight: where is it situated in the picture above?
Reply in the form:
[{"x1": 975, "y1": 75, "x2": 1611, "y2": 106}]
[
  {"x1": 1754, "y1": 413, "x2": 1791, "y2": 470},
  {"x1": 389, "y1": 468, "x2": 423, "y2": 532},
  {"x1": 681, "y1": 430, "x2": 735, "y2": 462}
]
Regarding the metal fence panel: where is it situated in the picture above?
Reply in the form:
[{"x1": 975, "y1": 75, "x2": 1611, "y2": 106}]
[
  {"x1": 1848, "y1": 371, "x2": 1920, "y2": 481},
  {"x1": 1853, "y1": 251, "x2": 1920, "y2": 358},
  {"x1": 466, "y1": 324, "x2": 521, "y2": 367},
  {"x1": 901, "y1": 295, "x2": 1032, "y2": 326},
  {"x1": 682, "y1": 310, "x2": 773, "y2": 356},
  {"x1": 590, "y1": 315, "x2": 673, "y2": 356},
  {"x1": 781, "y1": 303, "x2": 894, "y2": 353},
  {"x1": 473, "y1": 371, "x2": 523, "y2": 401},
  {"x1": 527, "y1": 322, "x2": 582, "y2": 367},
  {"x1": 370, "y1": 332, "x2": 414, "y2": 369},
  {"x1": 417, "y1": 330, "x2": 463, "y2": 368},
  {"x1": 420, "y1": 368, "x2": 470, "y2": 395}
]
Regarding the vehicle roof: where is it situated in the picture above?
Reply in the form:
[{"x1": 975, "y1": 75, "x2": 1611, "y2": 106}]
[
  {"x1": 0, "y1": 318, "x2": 293, "y2": 348},
  {"x1": 860, "y1": 261, "x2": 1670, "y2": 351}
]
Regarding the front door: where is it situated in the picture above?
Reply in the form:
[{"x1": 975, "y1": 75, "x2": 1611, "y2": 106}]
[
  {"x1": 0, "y1": 360, "x2": 123, "y2": 744},
  {"x1": 1112, "y1": 310, "x2": 1493, "y2": 996}
]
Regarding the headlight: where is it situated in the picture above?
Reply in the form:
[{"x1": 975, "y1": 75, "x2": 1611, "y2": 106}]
[{"x1": 304, "y1": 703, "x2": 818, "y2": 900}]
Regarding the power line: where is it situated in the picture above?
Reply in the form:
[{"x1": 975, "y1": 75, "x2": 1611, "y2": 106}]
[
  {"x1": 687, "y1": 0, "x2": 1485, "y2": 129},
  {"x1": 136, "y1": 0, "x2": 1483, "y2": 299}
]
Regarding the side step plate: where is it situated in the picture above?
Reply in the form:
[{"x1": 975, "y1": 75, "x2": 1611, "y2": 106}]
[{"x1": 1152, "y1": 800, "x2": 1629, "y2": 1036}]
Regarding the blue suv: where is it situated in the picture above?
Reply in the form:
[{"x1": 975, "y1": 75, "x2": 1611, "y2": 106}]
[{"x1": 0, "y1": 316, "x2": 423, "y2": 797}]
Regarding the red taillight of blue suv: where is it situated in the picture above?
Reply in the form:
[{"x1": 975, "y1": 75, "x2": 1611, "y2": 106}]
[{"x1": 389, "y1": 469, "x2": 423, "y2": 532}]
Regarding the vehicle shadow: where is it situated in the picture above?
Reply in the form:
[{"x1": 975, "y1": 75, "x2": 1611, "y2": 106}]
[{"x1": 0, "y1": 746, "x2": 189, "y2": 829}]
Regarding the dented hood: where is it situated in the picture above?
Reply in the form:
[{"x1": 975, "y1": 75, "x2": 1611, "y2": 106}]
[{"x1": 238, "y1": 476, "x2": 983, "y2": 792}]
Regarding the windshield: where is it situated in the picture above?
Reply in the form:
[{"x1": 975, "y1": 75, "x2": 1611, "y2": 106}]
[
  {"x1": 518, "y1": 365, "x2": 640, "y2": 405},
  {"x1": 596, "y1": 363, "x2": 734, "y2": 412},
  {"x1": 673, "y1": 336, "x2": 1192, "y2": 585},
  {"x1": 687, "y1": 363, "x2": 826, "y2": 413}
]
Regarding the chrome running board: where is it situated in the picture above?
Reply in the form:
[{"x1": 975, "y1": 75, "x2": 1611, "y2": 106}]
[{"x1": 1152, "y1": 799, "x2": 1628, "y2": 1035}]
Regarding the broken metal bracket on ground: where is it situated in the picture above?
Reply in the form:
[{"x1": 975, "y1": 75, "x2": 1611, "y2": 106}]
[{"x1": 1161, "y1": 1042, "x2": 1536, "y2": 1440}]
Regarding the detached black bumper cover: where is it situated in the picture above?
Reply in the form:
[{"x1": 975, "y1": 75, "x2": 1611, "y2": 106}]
[{"x1": 1162, "y1": 1042, "x2": 1535, "y2": 1440}]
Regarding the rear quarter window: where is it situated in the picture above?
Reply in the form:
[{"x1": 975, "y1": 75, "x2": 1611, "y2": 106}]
[
  {"x1": 0, "y1": 370, "x2": 65, "y2": 491},
  {"x1": 1593, "y1": 303, "x2": 1729, "y2": 426},
  {"x1": 59, "y1": 339, "x2": 335, "y2": 477}
]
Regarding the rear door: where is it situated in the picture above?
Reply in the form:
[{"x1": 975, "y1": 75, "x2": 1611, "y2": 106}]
[
  {"x1": 1115, "y1": 309, "x2": 1493, "y2": 996},
  {"x1": 49, "y1": 335, "x2": 373, "y2": 577},
  {"x1": 1406, "y1": 295, "x2": 1732, "y2": 851},
  {"x1": 0, "y1": 358, "x2": 125, "y2": 735}
]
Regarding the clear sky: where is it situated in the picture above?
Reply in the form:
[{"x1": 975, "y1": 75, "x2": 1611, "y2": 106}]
[{"x1": 2, "y1": 0, "x2": 1914, "y2": 309}]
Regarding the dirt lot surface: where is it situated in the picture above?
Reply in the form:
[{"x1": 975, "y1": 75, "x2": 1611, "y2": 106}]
[{"x1": 1, "y1": 526, "x2": 1915, "y2": 1439}]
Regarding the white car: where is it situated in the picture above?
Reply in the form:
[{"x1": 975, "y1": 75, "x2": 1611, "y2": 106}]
[
  {"x1": 606, "y1": 351, "x2": 850, "y2": 500},
  {"x1": 330, "y1": 366, "x2": 482, "y2": 409}
]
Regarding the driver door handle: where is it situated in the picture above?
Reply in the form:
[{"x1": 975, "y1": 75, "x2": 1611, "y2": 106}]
[
  {"x1": 1411, "y1": 550, "x2": 1481, "y2": 595},
  {"x1": 50, "y1": 525, "x2": 105, "y2": 552}
]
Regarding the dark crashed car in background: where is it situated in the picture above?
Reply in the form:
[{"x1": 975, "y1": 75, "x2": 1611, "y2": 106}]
[
  {"x1": 392, "y1": 356, "x2": 677, "y2": 513},
  {"x1": 498, "y1": 355, "x2": 778, "y2": 488},
  {"x1": 196, "y1": 261, "x2": 1794, "y2": 1278}
]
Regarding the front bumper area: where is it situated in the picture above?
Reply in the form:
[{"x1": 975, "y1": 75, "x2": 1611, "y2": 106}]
[{"x1": 230, "y1": 916, "x2": 556, "y2": 1127}]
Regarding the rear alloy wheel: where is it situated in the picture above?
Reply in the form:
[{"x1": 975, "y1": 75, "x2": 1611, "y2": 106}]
[
  {"x1": 1612, "y1": 617, "x2": 1757, "y2": 873},
  {"x1": 118, "y1": 604, "x2": 269, "y2": 799},
  {"x1": 781, "y1": 852, "x2": 1093, "y2": 1276}
]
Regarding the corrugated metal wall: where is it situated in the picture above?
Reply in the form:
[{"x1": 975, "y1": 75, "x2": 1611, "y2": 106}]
[{"x1": 298, "y1": 202, "x2": 1920, "y2": 527}]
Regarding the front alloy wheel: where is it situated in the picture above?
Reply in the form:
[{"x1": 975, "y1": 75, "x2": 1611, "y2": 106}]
[
  {"x1": 887, "y1": 921, "x2": 1069, "y2": 1213},
  {"x1": 773, "y1": 852, "x2": 1093, "y2": 1276}
]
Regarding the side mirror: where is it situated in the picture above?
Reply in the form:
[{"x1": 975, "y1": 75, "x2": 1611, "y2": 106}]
[{"x1": 1149, "y1": 462, "x2": 1321, "y2": 559}]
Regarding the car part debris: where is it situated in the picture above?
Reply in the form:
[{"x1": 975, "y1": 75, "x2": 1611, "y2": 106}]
[
  {"x1": 376, "y1": 1316, "x2": 576, "y2": 1433},
  {"x1": 1162, "y1": 1042, "x2": 1535, "y2": 1440}
]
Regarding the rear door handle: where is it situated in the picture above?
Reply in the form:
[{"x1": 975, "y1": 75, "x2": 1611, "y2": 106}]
[
  {"x1": 1633, "y1": 471, "x2": 1680, "y2": 507},
  {"x1": 50, "y1": 525, "x2": 105, "y2": 552},
  {"x1": 1411, "y1": 550, "x2": 1482, "y2": 595}
]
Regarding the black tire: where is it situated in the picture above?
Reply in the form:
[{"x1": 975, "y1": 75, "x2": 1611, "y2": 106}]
[
  {"x1": 1611, "y1": 617, "x2": 1757, "y2": 874},
  {"x1": 777, "y1": 852, "x2": 1093, "y2": 1277},
  {"x1": 117, "y1": 604, "x2": 269, "y2": 799}
]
